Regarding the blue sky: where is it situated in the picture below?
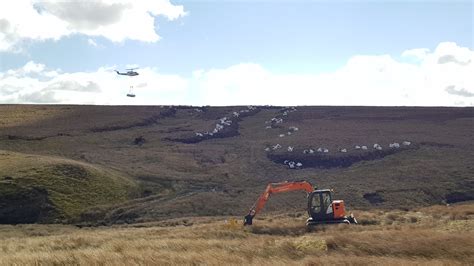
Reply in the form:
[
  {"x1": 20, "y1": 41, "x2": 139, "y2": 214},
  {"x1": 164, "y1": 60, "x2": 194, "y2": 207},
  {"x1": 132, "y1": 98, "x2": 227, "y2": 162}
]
[
  {"x1": 2, "y1": 1, "x2": 472, "y2": 74},
  {"x1": 0, "y1": 0, "x2": 473, "y2": 105}
]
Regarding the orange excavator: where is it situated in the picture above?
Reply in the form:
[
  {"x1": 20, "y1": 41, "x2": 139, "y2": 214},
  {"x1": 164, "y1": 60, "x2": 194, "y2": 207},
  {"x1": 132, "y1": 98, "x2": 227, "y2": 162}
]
[{"x1": 243, "y1": 181, "x2": 357, "y2": 226}]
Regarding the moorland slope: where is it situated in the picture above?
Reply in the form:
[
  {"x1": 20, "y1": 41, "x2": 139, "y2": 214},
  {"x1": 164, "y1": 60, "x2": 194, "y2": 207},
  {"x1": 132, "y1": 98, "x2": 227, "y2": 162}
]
[{"x1": 0, "y1": 105, "x2": 472, "y2": 224}]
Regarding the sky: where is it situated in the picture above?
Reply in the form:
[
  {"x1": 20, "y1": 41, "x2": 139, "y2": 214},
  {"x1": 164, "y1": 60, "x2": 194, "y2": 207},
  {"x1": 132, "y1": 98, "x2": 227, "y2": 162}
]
[{"x1": 0, "y1": 0, "x2": 473, "y2": 106}]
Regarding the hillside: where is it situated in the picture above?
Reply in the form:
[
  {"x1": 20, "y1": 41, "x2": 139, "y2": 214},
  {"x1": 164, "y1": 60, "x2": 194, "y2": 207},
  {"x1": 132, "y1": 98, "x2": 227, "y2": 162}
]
[
  {"x1": 0, "y1": 150, "x2": 139, "y2": 223},
  {"x1": 0, "y1": 105, "x2": 473, "y2": 224}
]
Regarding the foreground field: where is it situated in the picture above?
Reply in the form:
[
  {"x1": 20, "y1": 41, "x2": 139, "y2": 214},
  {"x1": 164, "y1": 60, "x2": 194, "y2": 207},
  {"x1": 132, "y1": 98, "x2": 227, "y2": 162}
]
[{"x1": 1, "y1": 204, "x2": 473, "y2": 265}]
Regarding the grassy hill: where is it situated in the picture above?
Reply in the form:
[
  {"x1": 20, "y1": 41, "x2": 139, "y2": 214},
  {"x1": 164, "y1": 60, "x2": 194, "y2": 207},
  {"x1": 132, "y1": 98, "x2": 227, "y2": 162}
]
[
  {"x1": 0, "y1": 150, "x2": 138, "y2": 223},
  {"x1": 0, "y1": 104, "x2": 473, "y2": 224}
]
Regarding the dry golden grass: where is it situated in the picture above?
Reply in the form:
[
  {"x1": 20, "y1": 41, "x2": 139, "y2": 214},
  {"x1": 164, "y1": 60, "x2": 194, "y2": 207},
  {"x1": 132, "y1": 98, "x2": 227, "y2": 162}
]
[
  {"x1": 0, "y1": 204, "x2": 473, "y2": 265},
  {"x1": 0, "y1": 105, "x2": 69, "y2": 127}
]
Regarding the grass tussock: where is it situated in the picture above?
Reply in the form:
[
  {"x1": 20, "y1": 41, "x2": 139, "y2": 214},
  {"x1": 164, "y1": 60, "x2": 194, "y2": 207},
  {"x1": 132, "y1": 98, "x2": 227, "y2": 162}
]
[
  {"x1": 326, "y1": 229, "x2": 473, "y2": 260},
  {"x1": 0, "y1": 204, "x2": 473, "y2": 265},
  {"x1": 420, "y1": 203, "x2": 474, "y2": 220}
]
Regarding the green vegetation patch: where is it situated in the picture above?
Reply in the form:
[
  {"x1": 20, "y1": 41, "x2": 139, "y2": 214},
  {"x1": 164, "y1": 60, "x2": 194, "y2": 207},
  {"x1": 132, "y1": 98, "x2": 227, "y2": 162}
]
[{"x1": 0, "y1": 150, "x2": 138, "y2": 223}]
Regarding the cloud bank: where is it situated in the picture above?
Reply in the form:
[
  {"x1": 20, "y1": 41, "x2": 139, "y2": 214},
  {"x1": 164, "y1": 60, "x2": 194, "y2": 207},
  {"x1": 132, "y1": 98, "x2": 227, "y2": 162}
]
[
  {"x1": 195, "y1": 42, "x2": 473, "y2": 106},
  {"x1": 0, "y1": 0, "x2": 187, "y2": 52},
  {"x1": 0, "y1": 42, "x2": 473, "y2": 106}
]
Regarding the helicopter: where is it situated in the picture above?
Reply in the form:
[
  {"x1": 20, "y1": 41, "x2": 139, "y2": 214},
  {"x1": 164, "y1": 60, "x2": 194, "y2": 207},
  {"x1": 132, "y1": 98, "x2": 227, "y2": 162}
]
[{"x1": 115, "y1": 68, "x2": 139, "y2": 76}]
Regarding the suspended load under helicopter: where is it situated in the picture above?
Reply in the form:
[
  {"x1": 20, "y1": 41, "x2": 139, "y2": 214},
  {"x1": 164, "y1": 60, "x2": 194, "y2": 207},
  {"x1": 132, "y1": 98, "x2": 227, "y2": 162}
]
[{"x1": 127, "y1": 85, "x2": 136, "y2": 97}]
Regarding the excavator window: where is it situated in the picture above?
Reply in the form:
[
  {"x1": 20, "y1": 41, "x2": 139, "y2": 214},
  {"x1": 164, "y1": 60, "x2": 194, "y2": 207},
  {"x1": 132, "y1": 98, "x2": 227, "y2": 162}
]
[
  {"x1": 311, "y1": 194, "x2": 321, "y2": 213},
  {"x1": 322, "y1": 192, "x2": 331, "y2": 209}
]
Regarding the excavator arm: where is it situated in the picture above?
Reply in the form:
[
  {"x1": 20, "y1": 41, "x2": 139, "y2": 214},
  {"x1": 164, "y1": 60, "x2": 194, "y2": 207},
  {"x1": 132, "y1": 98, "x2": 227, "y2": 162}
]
[{"x1": 243, "y1": 181, "x2": 314, "y2": 225}]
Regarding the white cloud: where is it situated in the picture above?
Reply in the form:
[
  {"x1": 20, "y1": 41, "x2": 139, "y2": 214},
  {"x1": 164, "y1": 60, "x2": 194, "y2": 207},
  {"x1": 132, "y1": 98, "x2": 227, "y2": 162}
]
[
  {"x1": 445, "y1": 85, "x2": 474, "y2": 97},
  {"x1": 402, "y1": 48, "x2": 430, "y2": 61},
  {"x1": 0, "y1": 0, "x2": 187, "y2": 52},
  {"x1": 20, "y1": 61, "x2": 46, "y2": 74},
  {"x1": 19, "y1": 90, "x2": 60, "y2": 103},
  {"x1": 1, "y1": 42, "x2": 473, "y2": 106},
  {"x1": 191, "y1": 42, "x2": 474, "y2": 106},
  {"x1": 87, "y1": 38, "x2": 99, "y2": 47}
]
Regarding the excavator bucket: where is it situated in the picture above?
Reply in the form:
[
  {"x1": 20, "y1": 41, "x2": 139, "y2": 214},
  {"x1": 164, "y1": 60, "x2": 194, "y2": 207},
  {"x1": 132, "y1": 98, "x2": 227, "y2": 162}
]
[
  {"x1": 243, "y1": 214, "x2": 254, "y2": 226},
  {"x1": 244, "y1": 210, "x2": 256, "y2": 226}
]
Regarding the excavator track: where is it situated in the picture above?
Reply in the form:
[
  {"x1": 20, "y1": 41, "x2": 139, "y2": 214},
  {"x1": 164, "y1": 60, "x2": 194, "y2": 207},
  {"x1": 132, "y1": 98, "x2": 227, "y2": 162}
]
[{"x1": 306, "y1": 216, "x2": 357, "y2": 226}]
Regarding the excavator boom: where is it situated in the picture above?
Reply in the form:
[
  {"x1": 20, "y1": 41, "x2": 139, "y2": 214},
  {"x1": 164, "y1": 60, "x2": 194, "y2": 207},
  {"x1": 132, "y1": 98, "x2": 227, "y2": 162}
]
[{"x1": 244, "y1": 181, "x2": 313, "y2": 225}]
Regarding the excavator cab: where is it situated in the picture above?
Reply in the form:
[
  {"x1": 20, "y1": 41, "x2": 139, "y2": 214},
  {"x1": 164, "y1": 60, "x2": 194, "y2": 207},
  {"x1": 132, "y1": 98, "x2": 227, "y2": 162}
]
[{"x1": 307, "y1": 189, "x2": 356, "y2": 226}]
